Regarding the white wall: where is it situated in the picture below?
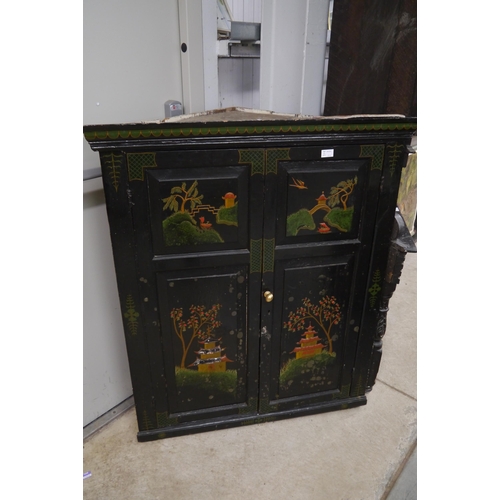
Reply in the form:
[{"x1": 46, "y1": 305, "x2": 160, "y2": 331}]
[
  {"x1": 83, "y1": 0, "x2": 183, "y2": 426},
  {"x1": 260, "y1": 0, "x2": 330, "y2": 115},
  {"x1": 83, "y1": 179, "x2": 133, "y2": 426},
  {"x1": 218, "y1": 0, "x2": 331, "y2": 114},
  {"x1": 218, "y1": 0, "x2": 261, "y2": 108}
]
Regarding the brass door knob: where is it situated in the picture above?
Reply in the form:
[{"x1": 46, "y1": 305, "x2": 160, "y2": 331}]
[{"x1": 264, "y1": 291, "x2": 274, "y2": 302}]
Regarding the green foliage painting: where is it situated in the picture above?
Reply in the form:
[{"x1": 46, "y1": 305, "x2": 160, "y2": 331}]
[
  {"x1": 175, "y1": 368, "x2": 237, "y2": 395},
  {"x1": 323, "y1": 207, "x2": 354, "y2": 232},
  {"x1": 216, "y1": 202, "x2": 238, "y2": 226},
  {"x1": 162, "y1": 181, "x2": 239, "y2": 246},
  {"x1": 162, "y1": 181, "x2": 203, "y2": 213},
  {"x1": 286, "y1": 208, "x2": 316, "y2": 236},
  {"x1": 328, "y1": 177, "x2": 357, "y2": 211},
  {"x1": 286, "y1": 176, "x2": 358, "y2": 236},
  {"x1": 280, "y1": 352, "x2": 337, "y2": 388},
  {"x1": 163, "y1": 212, "x2": 223, "y2": 246}
]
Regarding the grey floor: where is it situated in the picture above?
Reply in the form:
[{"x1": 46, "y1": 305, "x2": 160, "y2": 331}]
[
  {"x1": 386, "y1": 446, "x2": 417, "y2": 500},
  {"x1": 83, "y1": 253, "x2": 417, "y2": 500}
]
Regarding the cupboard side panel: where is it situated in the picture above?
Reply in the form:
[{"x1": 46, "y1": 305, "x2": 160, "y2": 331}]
[
  {"x1": 353, "y1": 142, "x2": 411, "y2": 395},
  {"x1": 98, "y1": 150, "x2": 157, "y2": 433}
]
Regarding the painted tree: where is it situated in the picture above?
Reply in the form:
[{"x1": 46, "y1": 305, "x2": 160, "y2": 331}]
[
  {"x1": 328, "y1": 177, "x2": 358, "y2": 210},
  {"x1": 284, "y1": 296, "x2": 342, "y2": 354},
  {"x1": 170, "y1": 304, "x2": 222, "y2": 368},
  {"x1": 162, "y1": 180, "x2": 204, "y2": 214}
]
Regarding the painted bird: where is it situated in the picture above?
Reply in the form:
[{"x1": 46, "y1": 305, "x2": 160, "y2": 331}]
[
  {"x1": 199, "y1": 217, "x2": 212, "y2": 229},
  {"x1": 289, "y1": 177, "x2": 308, "y2": 189}
]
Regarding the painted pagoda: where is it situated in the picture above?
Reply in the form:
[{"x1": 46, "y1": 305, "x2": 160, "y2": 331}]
[
  {"x1": 291, "y1": 324, "x2": 325, "y2": 359},
  {"x1": 189, "y1": 336, "x2": 233, "y2": 373}
]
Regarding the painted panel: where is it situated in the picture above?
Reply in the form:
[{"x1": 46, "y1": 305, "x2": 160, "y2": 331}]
[
  {"x1": 157, "y1": 267, "x2": 249, "y2": 414},
  {"x1": 273, "y1": 256, "x2": 354, "y2": 400},
  {"x1": 276, "y1": 160, "x2": 368, "y2": 244},
  {"x1": 147, "y1": 166, "x2": 248, "y2": 255}
]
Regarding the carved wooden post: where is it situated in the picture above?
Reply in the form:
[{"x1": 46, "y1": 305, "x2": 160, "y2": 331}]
[{"x1": 366, "y1": 211, "x2": 416, "y2": 391}]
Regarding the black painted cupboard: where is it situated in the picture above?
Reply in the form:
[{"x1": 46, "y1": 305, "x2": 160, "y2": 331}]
[{"x1": 84, "y1": 109, "x2": 416, "y2": 441}]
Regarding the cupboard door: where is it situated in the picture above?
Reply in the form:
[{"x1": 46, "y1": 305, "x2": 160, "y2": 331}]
[
  {"x1": 134, "y1": 150, "x2": 265, "y2": 428},
  {"x1": 156, "y1": 264, "x2": 252, "y2": 414},
  {"x1": 259, "y1": 150, "x2": 382, "y2": 413}
]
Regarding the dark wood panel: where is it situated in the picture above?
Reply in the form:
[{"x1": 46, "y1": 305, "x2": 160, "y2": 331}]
[
  {"x1": 156, "y1": 265, "x2": 257, "y2": 418},
  {"x1": 351, "y1": 144, "x2": 410, "y2": 396},
  {"x1": 324, "y1": 0, "x2": 417, "y2": 116},
  {"x1": 385, "y1": 0, "x2": 418, "y2": 115},
  {"x1": 270, "y1": 256, "x2": 354, "y2": 402},
  {"x1": 275, "y1": 159, "x2": 369, "y2": 245},
  {"x1": 98, "y1": 149, "x2": 159, "y2": 433},
  {"x1": 258, "y1": 145, "x2": 383, "y2": 414},
  {"x1": 147, "y1": 166, "x2": 249, "y2": 255}
]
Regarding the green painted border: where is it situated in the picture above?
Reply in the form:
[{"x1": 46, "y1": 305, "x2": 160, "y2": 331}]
[
  {"x1": 386, "y1": 143, "x2": 405, "y2": 176},
  {"x1": 339, "y1": 384, "x2": 351, "y2": 399},
  {"x1": 127, "y1": 152, "x2": 157, "y2": 181},
  {"x1": 141, "y1": 410, "x2": 155, "y2": 431},
  {"x1": 368, "y1": 270, "x2": 382, "y2": 309},
  {"x1": 360, "y1": 144, "x2": 385, "y2": 171},
  {"x1": 351, "y1": 377, "x2": 366, "y2": 398},
  {"x1": 156, "y1": 411, "x2": 178, "y2": 427},
  {"x1": 239, "y1": 148, "x2": 291, "y2": 176},
  {"x1": 238, "y1": 397, "x2": 258, "y2": 414},
  {"x1": 239, "y1": 149, "x2": 265, "y2": 176},
  {"x1": 258, "y1": 398, "x2": 278, "y2": 413},
  {"x1": 84, "y1": 122, "x2": 417, "y2": 141},
  {"x1": 250, "y1": 239, "x2": 263, "y2": 274},
  {"x1": 263, "y1": 239, "x2": 275, "y2": 273},
  {"x1": 101, "y1": 152, "x2": 122, "y2": 192},
  {"x1": 124, "y1": 295, "x2": 139, "y2": 335},
  {"x1": 266, "y1": 148, "x2": 290, "y2": 175}
]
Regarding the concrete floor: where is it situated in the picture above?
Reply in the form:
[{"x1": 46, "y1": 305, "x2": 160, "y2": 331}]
[{"x1": 83, "y1": 253, "x2": 417, "y2": 500}]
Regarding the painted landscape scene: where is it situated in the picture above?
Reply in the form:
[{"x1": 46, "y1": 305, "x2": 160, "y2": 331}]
[
  {"x1": 162, "y1": 180, "x2": 238, "y2": 246},
  {"x1": 170, "y1": 303, "x2": 239, "y2": 409},
  {"x1": 286, "y1": 175, "x2": 358, "y2": 236},
  {"x1": 279, "y1": 295, "x2": 343, "y2": 397}
]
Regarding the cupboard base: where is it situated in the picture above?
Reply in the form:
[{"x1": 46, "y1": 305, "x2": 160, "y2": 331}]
[{"x1": 136, "y1": 395, "x2": 367, "y2": 442}]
